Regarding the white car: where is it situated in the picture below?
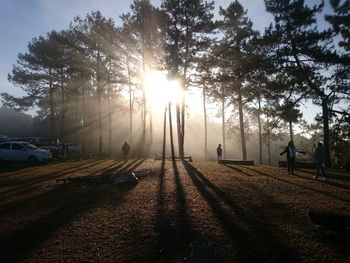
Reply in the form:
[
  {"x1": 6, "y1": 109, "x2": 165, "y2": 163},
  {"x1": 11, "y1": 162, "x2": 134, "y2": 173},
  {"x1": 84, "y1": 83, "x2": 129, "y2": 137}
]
[{"x1": 0, "y1": 141, "x2": 52, "y2": 163}]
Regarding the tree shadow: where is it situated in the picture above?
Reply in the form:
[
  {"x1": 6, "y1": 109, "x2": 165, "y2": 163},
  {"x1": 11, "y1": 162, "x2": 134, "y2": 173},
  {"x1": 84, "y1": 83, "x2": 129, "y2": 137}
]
[
  {"x1": 241, "y1": 166, "x2": 350, "y2": 202},
  {"x1": 154, "y1": 159, "x2": 193, "y2": 262},
  {"x1": 0, "y1": 159, "x2": 147, "y2": 262},
  {"x1": 182, "y1": 161, "x2": 297, "y2": 262},
  {"x1": 0, "y1": 159, "x2": 100, "y2": 179},
  {"x1": 0, "y1": 183, "x2": 122, "y2": 262},
  {"x1": 0, "y1": 162, "x2": 42, "y2": 173},
  {"x1": 0, "y1": 159, "x2": 110, "y2": 197},
  {"x1": 297, "y1": 168, "x2": 350, "y2": 182},
  {"x1": 223, "y1": 164, "x2": 254, "y2": 176}
]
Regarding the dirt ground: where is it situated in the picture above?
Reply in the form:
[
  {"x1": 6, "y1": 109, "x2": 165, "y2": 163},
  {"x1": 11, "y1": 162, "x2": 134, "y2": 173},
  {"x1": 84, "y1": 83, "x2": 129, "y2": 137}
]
[{"x1": 0, "y1": 158, "x2": 349, "y2": 262}]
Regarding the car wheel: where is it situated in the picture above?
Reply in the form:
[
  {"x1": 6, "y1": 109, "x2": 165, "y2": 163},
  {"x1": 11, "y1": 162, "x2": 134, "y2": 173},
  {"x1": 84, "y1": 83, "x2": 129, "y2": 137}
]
[{"x1": 28, "y1": 156, "x2": 38, "y2": 163}]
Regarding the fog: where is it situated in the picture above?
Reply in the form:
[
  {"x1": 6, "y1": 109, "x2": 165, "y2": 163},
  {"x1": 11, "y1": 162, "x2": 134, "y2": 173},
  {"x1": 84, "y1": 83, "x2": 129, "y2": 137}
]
[{"x1": 0, "y1": 96, "x2": 316, "y2": 166}]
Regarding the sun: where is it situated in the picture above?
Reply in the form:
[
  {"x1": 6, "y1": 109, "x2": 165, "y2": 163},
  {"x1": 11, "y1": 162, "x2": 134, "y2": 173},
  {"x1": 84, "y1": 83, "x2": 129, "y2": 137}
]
[{"x1": 145, "y1": 70, "x2": 183, "y2": 111}]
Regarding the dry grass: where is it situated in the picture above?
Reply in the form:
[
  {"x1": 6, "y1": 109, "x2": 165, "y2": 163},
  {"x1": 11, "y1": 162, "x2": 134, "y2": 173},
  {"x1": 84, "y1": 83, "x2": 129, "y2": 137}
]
[{"x1": 0, "y1": 158, "x2": 349, "y2": 262}]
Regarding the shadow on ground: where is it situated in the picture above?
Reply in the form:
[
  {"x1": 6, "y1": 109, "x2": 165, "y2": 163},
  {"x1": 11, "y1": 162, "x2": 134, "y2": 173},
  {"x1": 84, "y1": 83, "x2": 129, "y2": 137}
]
[{"x1": 0, "y1": 158, "x2": 145, "y2": 262}]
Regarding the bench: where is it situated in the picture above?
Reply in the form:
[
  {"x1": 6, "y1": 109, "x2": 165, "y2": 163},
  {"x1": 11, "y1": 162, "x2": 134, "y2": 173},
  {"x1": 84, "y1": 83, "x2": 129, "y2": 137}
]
[
  {"x1": 218, "y1": 159, "x2": 254, "y2": 165},
  {"x1": 154, "y1": 155, "x2": 193, "y2": 162}
]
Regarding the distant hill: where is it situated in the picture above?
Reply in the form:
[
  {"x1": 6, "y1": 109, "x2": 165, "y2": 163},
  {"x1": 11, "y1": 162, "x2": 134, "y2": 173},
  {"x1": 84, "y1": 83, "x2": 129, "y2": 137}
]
[{"x1": 0, "y1": 106, "x2": 33, "y2": 137}]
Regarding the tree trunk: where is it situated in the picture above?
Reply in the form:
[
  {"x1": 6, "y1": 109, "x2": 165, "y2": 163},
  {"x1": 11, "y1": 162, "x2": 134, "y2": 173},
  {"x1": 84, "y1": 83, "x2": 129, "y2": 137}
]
[
  {"x1": 49, "y1": 68, "x2": 54, "y2": 137},
  {"x1": 97, "y1": 46, "x2": 102, "y2": 156},
  {"x1": 222, "y1": 84, "x2": 226, "y2": 158},
  {"x1": 142, "y1": 86, "x2": 147, "y2": 155},
  {"x1": 267, "y1": 128, "x2": 271, "y2": 165},
  {"x1": 176, "y1": 104, "x2": 184, "y2": 159},
  {"x1": 202, "y1": 86, "x2": 208, "y2": 160},
  {"x1": 149, "y1": 102, "x2": 153, "y2": 149},
  {"x1": 257, "y1": 87, "x2": 263, "y2": 165},
  {"x1": 162, "y1": 105, "x2": 167, "y2": 161},
  {"x1": 180, "y1": 96, "x2": 185, "y2": 158},
  {"x1": 106, "y1": 62, "x2": 112, "y2": 156},
  {"x1": 238, "y1": 89, "x2": 247, "y2": 160},
  {"x1": 59, "y1": 68, "x2": 65, "y2": 139},
  {"x1": 141, "y1": 41, "x2": 147, "y2": 156},
  {"x1": 289, "y1": 120, "x2": 294, "y2": 142},
  {"x1": 176, "y1": 103, "x2": 183, "y2": 158},
  {"x1": 321, "y1": 96, "x2": 331, "y2": 167},
  {"x1": 127, "y1": 53, "x2": 133, "y2": 145},
  {"x1": 108, "y1": 90, "x2": 112, "y2": 156},
  {"x1": 177, "y1": 29, "x2": 190, "y2": 160},
  {"x1": 169, "y1": 102, "x2": 175, "y2": 160},
  {"x1": 81, "y1": 77, "x2": 86, "y2": 154},
  {"x1": 74, "y1": 92, "x2": 79, "y2": 143}
]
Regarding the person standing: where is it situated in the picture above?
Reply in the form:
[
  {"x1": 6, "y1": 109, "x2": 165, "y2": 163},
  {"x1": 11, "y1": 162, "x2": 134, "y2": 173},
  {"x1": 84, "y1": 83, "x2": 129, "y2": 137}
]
[
  {"x1": 61, "y1": 143, "x2": 69, "y2": 161},
  {"x1": 314, "y1": 142, "x2": 327, "y2": 180},
  {"x1": 216, "y1": 144, "x2": 223, "y2": 162},
  {"x1": 280, "y1": 141, "x2": 305, "y2": 175},
  {"x1": 121, "y1": 141, "x2": 130, "y2": 162}
]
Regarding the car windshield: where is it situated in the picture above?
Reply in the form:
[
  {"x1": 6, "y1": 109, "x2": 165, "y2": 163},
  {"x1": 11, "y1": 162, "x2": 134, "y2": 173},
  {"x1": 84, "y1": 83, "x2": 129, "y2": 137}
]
[{"x1": 24, "y1": 143, "x2": 39, "y2": 150}]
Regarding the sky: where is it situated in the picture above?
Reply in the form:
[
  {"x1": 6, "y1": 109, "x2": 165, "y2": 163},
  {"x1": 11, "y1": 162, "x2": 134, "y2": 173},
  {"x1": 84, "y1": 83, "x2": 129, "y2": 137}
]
[{"x1": 0, "y1": 0, "x2": 334, "y2": 122}]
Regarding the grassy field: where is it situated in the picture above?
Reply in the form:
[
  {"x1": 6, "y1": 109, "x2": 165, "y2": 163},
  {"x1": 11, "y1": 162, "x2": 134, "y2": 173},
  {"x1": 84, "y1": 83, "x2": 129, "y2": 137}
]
[{"x1": 0, "y1": 158, "x2": 349, "y2": 262}]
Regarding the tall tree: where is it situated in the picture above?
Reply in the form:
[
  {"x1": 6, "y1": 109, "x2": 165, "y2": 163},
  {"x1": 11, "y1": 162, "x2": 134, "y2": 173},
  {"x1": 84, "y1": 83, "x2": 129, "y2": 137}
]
[
  {"x1": 5, "y1": 30, "x2": 74, "y2": 137},
  {"x1": 74, "y1": 12, "x2": 118, "y2": 155},
  {"x1": 118, "y1": 20, "x2": 138, "y2": 146},
  {"x1": 216, "y1": 0, "x2": 258, "y2": 160},
  {"x1": 264, "y1": 0, "x2": 339, "y2": 167},
  {"x1": 325, "y1": 0, "x2": 350, "y2": 117},
  {"x1": 121, "y1": 0, "x2": 165, "y2": 155},
  {"x1": 325, "y1": 0, "x2": 350, "y2": 165},
  {"x1": 194, "y1": 57, "x2": 214, "y2": 160},
  {"x1": 161, "y1": 0, "x2": 215, "y2": 158}
]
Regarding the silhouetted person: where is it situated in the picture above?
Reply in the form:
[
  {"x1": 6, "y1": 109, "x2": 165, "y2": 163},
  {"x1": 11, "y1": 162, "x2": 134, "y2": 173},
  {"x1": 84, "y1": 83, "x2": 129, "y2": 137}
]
[
  {"x1": 121, "y1": 141, "x2": 130, "y2": 162},
  {"x1": 280, "y1": 141, "x2": 305, "y2": 175},
  {"x1": 217, "y1": 144, "x2": 223, "y2": 162},
  {"x1": 314, "y1": 142, "x2": 327, "y2": 180}
]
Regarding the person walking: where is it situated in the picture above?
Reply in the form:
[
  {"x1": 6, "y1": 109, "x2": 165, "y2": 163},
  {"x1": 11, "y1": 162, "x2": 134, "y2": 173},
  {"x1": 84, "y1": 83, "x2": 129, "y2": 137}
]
[
  {"x1": 280, "y1": 141, "x2": 305, "y2": 175},
  {"x1": 216, "y1": 144, "x2": 223, "y2": 162},
  {"x1": 314, "y1": 142, "x2": 327, "y2": 180},
  {"x1": 121, "y1": 141, "x2": 130, "y2": 162}
]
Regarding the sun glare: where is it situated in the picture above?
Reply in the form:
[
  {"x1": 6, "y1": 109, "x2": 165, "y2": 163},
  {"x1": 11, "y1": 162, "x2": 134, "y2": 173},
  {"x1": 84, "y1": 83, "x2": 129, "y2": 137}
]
[{"x1": 145, "y1": 71, "x2": 183, "y2": 111}]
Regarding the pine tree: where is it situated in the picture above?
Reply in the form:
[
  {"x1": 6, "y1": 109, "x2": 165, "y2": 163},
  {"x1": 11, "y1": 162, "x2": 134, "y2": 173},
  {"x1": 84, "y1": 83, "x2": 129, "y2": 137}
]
[
  {"x1": 5, "y1": 30, "x2": 73, "y2": 137},
  {"x1": 72, "y1": 12, "x2": 118, "y2": 155},
  {"x1": 121, "y1": 0, "x2": 165, "y2": 156},
  {"x1": 215, "y1": 0, "x2": 258, "y2": 160},
  {"x1": 263, "y1": 0, "x2": 338, "y2": 167},
  {"x1": 326, "y1": 0, "x2": 350, "y2": 51},
  {"x1": 161, "y1": 0, "x2": 215, "y2": 158}
]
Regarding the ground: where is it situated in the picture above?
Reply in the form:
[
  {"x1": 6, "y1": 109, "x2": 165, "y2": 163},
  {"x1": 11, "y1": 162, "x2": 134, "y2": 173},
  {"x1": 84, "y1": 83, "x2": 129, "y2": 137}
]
[{"x1": 0, "y1": 158, "x2": 349, "y2": 262}]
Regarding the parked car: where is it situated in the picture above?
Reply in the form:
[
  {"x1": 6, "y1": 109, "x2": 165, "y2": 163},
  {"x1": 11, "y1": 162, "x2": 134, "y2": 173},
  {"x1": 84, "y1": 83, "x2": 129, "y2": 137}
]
[
  {"x1": 10, "y1": 137, "x2": 39, "y2": 144},
  {"x1": 35, "y1": 138, "x2": 60, "y2": 157},
  {"x1": 0, "y1": 135, "x2": 9, "y2": 142},
  {"x1": 0, "y1": 141, "x2": 52, "y2": 163}
]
